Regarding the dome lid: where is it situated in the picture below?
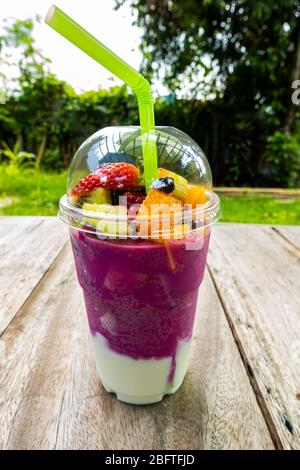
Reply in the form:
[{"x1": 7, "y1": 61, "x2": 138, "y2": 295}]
[
  {"x1": 67, "y1": 126, "x2": 213, "y2": 193},
  {"x1": 59, "y1": 126, "x2": 220, "y2": 238}
]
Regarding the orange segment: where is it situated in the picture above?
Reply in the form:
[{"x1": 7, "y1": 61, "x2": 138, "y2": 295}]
[
  {"x1": 185, "y1": 185, "x2": 206, "y2": 207},
  {"x1": 137, "y1": 189, "x2": 183, "y2": 239},
  {"x1": 138, "y1": 189, "x2": 183, "y2": 217}
]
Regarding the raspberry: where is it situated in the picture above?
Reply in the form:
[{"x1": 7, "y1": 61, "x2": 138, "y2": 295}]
[
  {"x1": 69, "y1": 163, "x2": 140, "y2": 199},
  {"x1": 124, "y1": 191, "x2": 146, "y2": 207}
]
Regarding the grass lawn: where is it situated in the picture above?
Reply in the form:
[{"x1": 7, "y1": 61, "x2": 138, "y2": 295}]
[
  {"x1": 0, "y1": 168, "x2": 299, "y2": 224},
  {"x1": 220, "y1": 195, "x2": 300, "y2": 224},
  {"x1": 0, "y1": 169, "x2": 67, "y2": 216}
]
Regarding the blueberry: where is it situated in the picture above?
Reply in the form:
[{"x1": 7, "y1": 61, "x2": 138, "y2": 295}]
[{"x1": 151, "y1": 177, "x2": 175, "y2": 194}]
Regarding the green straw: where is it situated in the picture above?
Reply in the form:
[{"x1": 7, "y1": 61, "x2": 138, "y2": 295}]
[{"x1": 45, "y1": 5, "x2": 157, "y2": 191}]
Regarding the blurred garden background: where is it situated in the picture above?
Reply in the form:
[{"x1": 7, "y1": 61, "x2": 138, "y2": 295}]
[{"x1": 0, "y1": 0, "x2": 300, "y2": 223}]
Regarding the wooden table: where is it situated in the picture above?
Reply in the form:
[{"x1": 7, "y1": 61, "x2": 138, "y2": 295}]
[{"x1": 0, "y1": 217, "x2": 299, "y2": 450}]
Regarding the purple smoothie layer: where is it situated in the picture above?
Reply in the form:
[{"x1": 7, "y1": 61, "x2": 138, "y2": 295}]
[{"x1": 71, "y1": 231, "x2": 210, "y2": 362}]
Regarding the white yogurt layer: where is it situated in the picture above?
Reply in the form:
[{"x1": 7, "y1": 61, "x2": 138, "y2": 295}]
[{"x1": 92, "y1": 332, "x2": 192, "y2": 405}]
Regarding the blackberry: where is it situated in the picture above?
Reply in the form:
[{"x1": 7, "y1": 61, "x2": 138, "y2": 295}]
[{"x1": 111, "y1": 190, "x2": 124, "y2": 205}]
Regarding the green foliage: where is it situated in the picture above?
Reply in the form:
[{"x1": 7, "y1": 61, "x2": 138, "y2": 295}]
[
  {"x1": 0, "y1": 141, "x2": 35, "y2": 175},
  {"x1": 2, "y1": 78, "x2": 300, "y2": 186},
  {"x1": 1, "y1": 80, "x2": 139, "y2": 170},
  {"x1": 116, "y1": 1, "x2": 299, "y2": 111},
  {"x1": 115, "y1": 0, "x2": 300, "y2": 185},
  {"x1": 0, "y1": 17, "x2": 139, "y2": 170},
  {"x1": 264, "y1": 131, "x2": 300, "y2": 187}
]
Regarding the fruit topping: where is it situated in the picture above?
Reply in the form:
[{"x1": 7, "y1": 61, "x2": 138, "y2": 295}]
[
  {"x1": 69, "y1": 171, "x2": 103, "y2": 201},
  {"x1": 69, "y1": 163, "x2": 140, "y2": 203},
  {"x1": 110, "y1": 189, "x2": 145, "y2": 207},
  {"x1": 96, "y1": 162, "x2": 140, "y2": 190},
  {"x1": 86, "y1": 188, "x2": 111, "y2": 205},
  {"x1": 82, "y1": 202, "x2": 127, "y2": 235},
  {"x1": 185, "y1": 185, "x2": 206, "y2": 207},
  {"x1": 137, "y1": 189, "x2": 183, "y2": 238},
  {"x1": 111, "y1": 190, "x2": 124, "y2": 206},
  {"x1": 124, "y1": 190, "x2": 146, "y2": 207},
  {"x1": 158, "y1": 168, "x2": 188, "y2": 201},
  {"x1": 138, "y1": 189, "x2": 183, "y2": 217},
  {"x1": 68, "y1": 163, "x2": 199, "y2": 241},
  {"x1": 151, "y1": 177, "x2": 175, "y2": 194}
]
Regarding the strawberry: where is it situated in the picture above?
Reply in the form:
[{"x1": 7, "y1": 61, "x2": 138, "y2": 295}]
[
  {"x1": 96, "y1": 163, "x2": 140, "y2": 190},
  {"x1": 69, "y1": 163, "x2": 140, "y2": 200},
  {"x1": 69, "y1": 172, "x2": 103, "y2": 199}
]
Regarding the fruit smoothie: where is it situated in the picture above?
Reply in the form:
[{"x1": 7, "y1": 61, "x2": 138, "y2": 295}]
[
  {"x1": 60, "y1": 128, "x2": 221, "y2": 405},
  {"x1": 70, "y1": 231, "x2": 210, "y2": 404}
]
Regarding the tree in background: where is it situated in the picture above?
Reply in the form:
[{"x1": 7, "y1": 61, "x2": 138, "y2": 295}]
[
  {"x1": 0, "y1": 16, "x2": 50, "y2": 94},
  {"x1": 0, "y1": 17, "x2": 60, "y2": 166},
  {"x1": 0, "y1": 17, "x2": 140, "y2": 170},
  {"x1": 1, "y1": 7, "x2": 300, "y2": 186},
  {"x1": 117, "y1": 0, "x2": 300, "y2": 130},
  {"x1": 116, "y1": 0, "x2": 300, "y2": 186}
]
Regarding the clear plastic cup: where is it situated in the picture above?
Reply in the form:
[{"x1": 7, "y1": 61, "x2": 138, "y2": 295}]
[{"x1": 59, "y1": 126, "x2": 221, "y2": 404}]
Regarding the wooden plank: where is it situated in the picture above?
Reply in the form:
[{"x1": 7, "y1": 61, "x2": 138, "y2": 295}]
[
  {"x1": 0, "y1": 244, "x2": 273, "y2": 450},
  {"x1": 0, "y1": 217, "x2": 41, "y2": 248},
  {"x1": 272, "y1": 225, "x2": 300, "y2": 251},
  {"x1": 207, "y1": 223, "x2": 300, "y2": 449},
  {"x1": 0, "y1": 217, "x2": 68, "y2": 335}
]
